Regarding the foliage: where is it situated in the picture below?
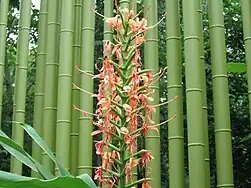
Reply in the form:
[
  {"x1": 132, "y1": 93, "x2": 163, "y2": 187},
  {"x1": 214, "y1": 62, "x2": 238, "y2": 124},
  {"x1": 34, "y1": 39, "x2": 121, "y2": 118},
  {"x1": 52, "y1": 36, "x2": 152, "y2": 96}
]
[
  {"x1": 1, "y1": 0, "x2": 251, "y2": 188},
  {"x1": 0, "y1": 123, "x2": 96, "y2": 188}
]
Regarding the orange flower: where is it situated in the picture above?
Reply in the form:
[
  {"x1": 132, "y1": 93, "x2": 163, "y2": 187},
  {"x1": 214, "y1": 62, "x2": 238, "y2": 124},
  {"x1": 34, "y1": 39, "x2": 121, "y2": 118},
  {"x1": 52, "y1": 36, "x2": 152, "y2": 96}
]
[
  {"x1": 142, "y1": 180, "x2": 151, "y2": 188},
  {"x1": 141, "y1": 150, "x2": 154, "y2": 168},
  {"x1": 125, "y1": 158, "x2": 141, "y2": 183}
]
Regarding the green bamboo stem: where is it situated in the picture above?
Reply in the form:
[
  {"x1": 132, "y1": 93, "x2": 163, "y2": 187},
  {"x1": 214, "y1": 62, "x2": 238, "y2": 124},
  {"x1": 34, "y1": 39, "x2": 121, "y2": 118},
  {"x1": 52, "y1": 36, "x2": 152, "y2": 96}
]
[
  {"x1": 10, "y1": 14, "x2": 21, "y2": 175},
  {"x1": 182, "y1": 0, "x2": 206, "y2": 187},
  {"x1": 198, "y1": 0, "x2": 211, "y2": 186},
  {"x1": 11, "y1": 0, "x2": 32, "y2": 175},
  {"x1": 70, "y1": 0, "x2": 82, "y2": 176},
  {"x1": 241, "y1": 0, "x2": 251, "y2": 128},
  {"x1": 31, "y1": 0, "x2": 48, "y2": 178},
  {"x1": 119, "y1": 0, "x2": 130, "y2": 9},
  {"x1": 144, "y1": 1, "x2": 161, "y2": 187},
  {"x1": 166, "y1": 0, "x2": 184, "y2": 187},
  {"x1": 208, "y1": 0, "x2": 234, "y2": 187},
  {"x1": 42, "y1": 0, "x2": 61, "y2": 174},
  {"x1": 55, "y1": 0, "x2": 74, "y2": 175},
  {"x1": 0, "y1": 0, "x2": 9, "y2": 129},
  {"x1": 78, "y1": 0, "x2": 95, "y2": 176}
]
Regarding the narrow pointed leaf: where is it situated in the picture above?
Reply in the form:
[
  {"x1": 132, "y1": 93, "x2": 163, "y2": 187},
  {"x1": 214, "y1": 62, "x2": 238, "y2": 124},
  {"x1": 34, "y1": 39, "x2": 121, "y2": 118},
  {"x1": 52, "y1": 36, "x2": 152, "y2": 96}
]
[
  {"x1": 0, "y1": 132, "x2": 37, "y2": 172},
  {"x1": 18, "y1": 123, "x2": 71, "y2": 176},
  {"x1": 0, "y1": 171, "x2": 94, "y2": 188},
  {"x1": 77, "y1": 174, "x2": 97, "y2": 188},
  {"x1": 0, "y1": 131, "x2": 54, "y2": 180}
]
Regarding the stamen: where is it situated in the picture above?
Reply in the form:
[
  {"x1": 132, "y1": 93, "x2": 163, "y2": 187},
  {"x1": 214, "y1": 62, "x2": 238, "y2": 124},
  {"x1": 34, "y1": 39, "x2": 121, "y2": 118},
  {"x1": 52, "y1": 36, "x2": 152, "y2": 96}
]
[
  {"x1": 75, "y1": 65, "x2": 94, "y2": 77},
  {"x1": 150, "y1": 96, "x2": 178, "y2": 108},
  {"x1": 72, "y1": 83, "x2": 97, "y2": 97},
  {"x1": 73, "y1": 105, "x2": 98, "y2": 117}
]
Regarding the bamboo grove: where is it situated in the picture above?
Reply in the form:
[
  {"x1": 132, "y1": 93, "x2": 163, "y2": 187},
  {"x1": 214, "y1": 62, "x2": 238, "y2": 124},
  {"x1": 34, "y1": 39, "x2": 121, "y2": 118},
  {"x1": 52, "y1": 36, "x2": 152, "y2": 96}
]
[{"x1": 0, "y1": 0, "x2": 251, "y2": 187}]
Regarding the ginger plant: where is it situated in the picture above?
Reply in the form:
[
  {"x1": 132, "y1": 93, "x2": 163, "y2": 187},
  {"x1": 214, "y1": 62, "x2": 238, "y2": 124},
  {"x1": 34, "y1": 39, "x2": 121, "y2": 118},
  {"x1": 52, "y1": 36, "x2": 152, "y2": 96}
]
[{"x1": 74, "y1": 5, "x2": 176, "y2": 188}]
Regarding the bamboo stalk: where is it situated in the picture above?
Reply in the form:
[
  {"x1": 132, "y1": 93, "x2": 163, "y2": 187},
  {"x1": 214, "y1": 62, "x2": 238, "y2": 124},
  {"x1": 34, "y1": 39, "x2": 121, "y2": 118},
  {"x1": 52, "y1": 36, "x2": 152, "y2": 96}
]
[
  {"x1": 0, "y1": 0, "x2": 9, "y2": 129},
  {"x1": 241, "y1": 0, "x2": 251, "y2": 128},
  {"x1": 119, "y1": 0, "x2": 130, "y2": 9},
  {"x1": 197, "y1": 0, "x2": 211, "y2": 186},
  {"x1": 182, "y1": 0, "x2": 206, "y2": 187},
  {"x1": 144, "y1": 0, "x2": 161, "y2": 187},
  {"x1": 78, "y1": 0, "x2": 95, "y2": 176},
  {"x1": 31, "y1": 0, "x2": 48, "y2": 178},
  {"x1": 166, "y1": 0, "x2": 184, "y2": 187},
  {"x1": 70, "y1": 0, "x2": 82, "y2": 176},
  {"x1": 208, "y1": 0, "x2": 234, "y2": 187},
  {"x1": 11, "y1": 0, "x2": 32, "y2": 175},
  {"x1": 55, "y1": 0, "x2": 74, "y2": 175},
  {"x1": 42, "y1": 0, "x2": 61, "y2": 174}
]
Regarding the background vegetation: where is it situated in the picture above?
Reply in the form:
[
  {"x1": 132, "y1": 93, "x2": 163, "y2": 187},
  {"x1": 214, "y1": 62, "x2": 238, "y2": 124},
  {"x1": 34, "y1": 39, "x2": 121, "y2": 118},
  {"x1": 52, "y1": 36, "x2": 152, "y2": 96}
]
[{"x1": 0, "y1": 0, "x2": 250, "y2": 187}]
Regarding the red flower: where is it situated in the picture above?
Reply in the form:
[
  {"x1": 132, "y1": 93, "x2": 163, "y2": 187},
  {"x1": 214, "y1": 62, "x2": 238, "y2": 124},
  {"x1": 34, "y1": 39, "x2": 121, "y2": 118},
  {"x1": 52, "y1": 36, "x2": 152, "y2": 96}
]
[
  {"x1": 94, "y1": 167, "x2": 103, "y2": 181},
  {"x1": 141, "y1": 150, "x2": 154, "y2": 168}
]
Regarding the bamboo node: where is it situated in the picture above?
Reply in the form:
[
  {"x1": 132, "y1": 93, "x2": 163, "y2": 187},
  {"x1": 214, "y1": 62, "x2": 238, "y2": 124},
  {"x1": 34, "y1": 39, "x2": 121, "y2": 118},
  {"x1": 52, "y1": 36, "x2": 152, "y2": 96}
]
[
  {"x1": 168, "y1": 136, "x2": 184, "y2": 140},
  {"x1": 19, "y1": 26, "x2": 30, "y2": 31},
  {"x1": 77, "y1": 165, "x2": 93, "y2": 170},
  {"x1": 209, "y1": 24, "x2": 225, "y2": 29},
  {"x1": 0, "y1": 22, "x2": 7, "y2": 26},
  {"x1": 167, "y1": 85, "x2": 182, "y2": 89},
  {"x1": 60, "y1": 29, "x2": 74, "y2": 34},
  {"x1": 146, "y1": 136, "x2": 160, "y2": 139},
  {"x1": 205, "y1": 158, "x2": 210, "y2": 162},
  {"x1": 186, "y1": 88, "x2": 203, "y2": 93},
  {"x1": 19, "y1": 66, "x2": 28, "y2": 70},
  {"x1": 103, "y1": 31, "x2": 113, "y2": 35},
  {"x1": 48, "y1": 22, "x2": 60, "y2": 26},
  {"x1": 166, "y1": 36, "x2": 181, "y2": 41},
  {"x1": 184, "y1": 36, "x2": 200, "y2": 41},
  {"x1": 202, "y1": 106, "x2": 208, "y2": 110},
  {"x1": 212, "y1": 74, "x2": 228, "y2": 79},
  {"x1": 39, "y1": 12, "x2": 48, "y2": 16},
  {"x1": 187, "y1": 143, "x2": 205, "y2": 147},
  {"x1": 70, "y1": 133, "x2": 79, "y2": 136},
  {"x1": 216, "y1": 184, "x2": 234, "y2": 188},
  {"x1": 81, "y1": 27, "x2": 95, "y2": 32},
  {"x1": 58, "y1": 73, "x2": 72, "y2": 78},
  {"x1": 34, "y1": 93, "x2": 44, "y2": 97},
  {"x1": 73, "y1": 44, "x2": 81, "y2": 48},
  {"x1": 56, "y1": 120, "x2": 71, "y2": 123},
  {"x1": 44, "y1": 107, "x2": 57, "y2": 111},
  {"x1": 16, "y1": 110, "x2": 25, "y2": 113},
  {"x1": 244, "y1": 36, "x2": 251, "y2": 41},
  {"x1": 214, "y1": 129, "x2": 231, "y2": 133},
  {"x1": 79, "y1": 116, "x2": 93, "y2": 120},
  {"x1": 145, "y1": 38, "x2": 159, "y2": 43},
  {"x1": 45, "y1": 62, "x2": 59, "y2": 66},
  {"x1": 74, "y1": 3, "x2": 82, "y2": 7}
]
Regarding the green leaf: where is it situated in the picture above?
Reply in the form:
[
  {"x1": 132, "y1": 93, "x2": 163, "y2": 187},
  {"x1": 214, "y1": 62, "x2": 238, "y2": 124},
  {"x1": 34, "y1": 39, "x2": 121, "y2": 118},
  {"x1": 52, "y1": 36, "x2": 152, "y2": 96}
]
[
  {"x1": 240, "y1": 133, "x2": 251, "y2": 143},
  {"x1": 0, "y1": 131, "x2": 37, "y2": 172},
  {"x1": 227, "y1": 62, "x2": 247, "y2": 73},
  {"x1": 77, "y1": 174, "x2": 97, "y2": 188},
  {"x1": 0, "y1": 131, "x2": 54, "y2": 180},
  {"x1": 0, "y1": 171, "x2": 94, "y2": 188},
  {"x1": 16, "y1": 122, "x2": 71, "y2": 177}
]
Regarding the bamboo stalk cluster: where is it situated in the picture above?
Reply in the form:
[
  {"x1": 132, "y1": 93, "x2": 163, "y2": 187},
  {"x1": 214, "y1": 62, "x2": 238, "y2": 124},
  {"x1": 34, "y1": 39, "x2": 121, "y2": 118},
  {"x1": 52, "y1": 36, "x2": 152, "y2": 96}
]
[{"x1": 1, "y1": 0, "x2": 251, "y2": 187}]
